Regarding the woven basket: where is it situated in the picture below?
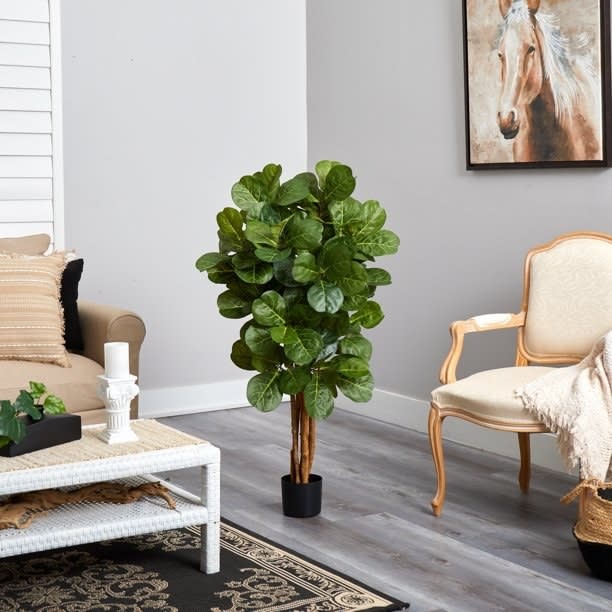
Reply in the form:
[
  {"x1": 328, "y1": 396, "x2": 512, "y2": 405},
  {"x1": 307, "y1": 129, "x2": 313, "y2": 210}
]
[{"x1": 562, "y1": 480, "x2": 612, "y2": 581}]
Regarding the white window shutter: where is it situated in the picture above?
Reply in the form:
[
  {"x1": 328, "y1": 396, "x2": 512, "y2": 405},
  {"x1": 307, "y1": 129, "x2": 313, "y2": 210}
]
[{"x1": 0, "y1": 0, "x2": 64, "y2": 249}]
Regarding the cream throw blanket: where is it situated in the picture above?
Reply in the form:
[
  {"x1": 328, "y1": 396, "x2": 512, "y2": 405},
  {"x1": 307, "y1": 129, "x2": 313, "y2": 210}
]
[{"x1": 515, "y1": 331, "x2": 612, "y2": 481}]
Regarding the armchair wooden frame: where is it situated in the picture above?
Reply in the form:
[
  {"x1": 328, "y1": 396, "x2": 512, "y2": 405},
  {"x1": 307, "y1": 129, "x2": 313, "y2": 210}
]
[{"x1": 429, "y1": 231, "x2": 612, "y2": 517}]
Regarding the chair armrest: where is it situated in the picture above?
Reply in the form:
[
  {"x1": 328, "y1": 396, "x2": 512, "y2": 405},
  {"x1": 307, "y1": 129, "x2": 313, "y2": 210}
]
[
  {"x1": 439, "y1": 312, "x2": 525, "y2": 384},
  {"x1": 77, "y1": 300, "x2": 146, "y2": 418}
]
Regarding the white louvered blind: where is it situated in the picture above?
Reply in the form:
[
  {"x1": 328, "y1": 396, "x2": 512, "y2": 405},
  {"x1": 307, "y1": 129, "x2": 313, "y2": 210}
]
[{"x1": 0, "y1": 0, "x2": 64, "y2": 249}]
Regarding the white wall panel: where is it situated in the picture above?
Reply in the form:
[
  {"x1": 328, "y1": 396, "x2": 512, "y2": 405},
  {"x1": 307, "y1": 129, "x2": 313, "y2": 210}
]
[
  {"x1": 0, "y1": 221, "x2": 52, "y2": 237},
  {"x1": 0, "y1": 199, "x2": 51, "y2": 220},
  {"x1": 0, "y1": 156, "x2": 51, "y2": 177},
  {"x1": 0, "y1": 177, "x2": 51, "y2": 199},
  {"x1": 0, "y1": 110, "x2": 50, "y2": 132},
  {"x1": 0, "y1": 42, "x2": 49, "y2": 66},
  {"x1": 0, "y1": 20, "x2": 49, "y2": 44},
  {"x1": 0, "y1": 1, "x2": 49, "y2": 23},
  {"x1": 0, "y1": 133, "x2": 51, "y2": 155},
  {"x1": 0, "y1": 88, "x2": 50, "y2": 111},
  {"x1": 0, "y1": 66, "x2": 50, "y2": 88}
]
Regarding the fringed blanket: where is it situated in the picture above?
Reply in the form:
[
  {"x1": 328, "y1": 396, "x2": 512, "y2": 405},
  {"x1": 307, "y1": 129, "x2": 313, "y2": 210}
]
[{"x1": 515, "y1": 331, "x2": 612, "y2": 481}]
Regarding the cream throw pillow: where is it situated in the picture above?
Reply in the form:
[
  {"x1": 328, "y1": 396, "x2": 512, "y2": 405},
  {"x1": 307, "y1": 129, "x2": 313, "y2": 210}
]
[{"x1": 0, "y1": 251, "x2": 69, "y2": 367}]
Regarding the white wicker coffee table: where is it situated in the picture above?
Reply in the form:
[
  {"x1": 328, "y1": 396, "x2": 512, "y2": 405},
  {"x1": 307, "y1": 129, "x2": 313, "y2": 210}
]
[{"x1": 0, "y1": 419, "x2": 221, "y2": 573}]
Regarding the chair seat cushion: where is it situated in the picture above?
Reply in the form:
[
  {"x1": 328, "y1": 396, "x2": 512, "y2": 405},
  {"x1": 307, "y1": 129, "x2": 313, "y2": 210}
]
[
  {"x1": 0, "y1": 353, "x2": 104, "y2": 414},
  {"x1": 431, "y1": 366, "x2": 556, "y2": 425}
]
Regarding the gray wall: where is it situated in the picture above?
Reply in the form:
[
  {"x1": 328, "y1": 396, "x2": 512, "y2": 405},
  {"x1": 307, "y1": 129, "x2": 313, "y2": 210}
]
[
  {"x1": 61, "y1": 0, "x2": 307, "y2": 412},
  {"x1": 306, "y1": 0, "x2": 612, "y2": 468}
]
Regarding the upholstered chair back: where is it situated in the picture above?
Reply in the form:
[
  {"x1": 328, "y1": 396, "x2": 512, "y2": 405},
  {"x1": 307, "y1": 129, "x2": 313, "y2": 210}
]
[{"x1": 521, "y1": 234, "x2": 612, "y2": 362}]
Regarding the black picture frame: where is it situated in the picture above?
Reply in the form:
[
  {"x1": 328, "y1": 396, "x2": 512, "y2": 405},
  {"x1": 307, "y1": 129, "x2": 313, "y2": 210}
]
[{"x1": 462, "y1": 0, "x2": 611, "y2": 170}]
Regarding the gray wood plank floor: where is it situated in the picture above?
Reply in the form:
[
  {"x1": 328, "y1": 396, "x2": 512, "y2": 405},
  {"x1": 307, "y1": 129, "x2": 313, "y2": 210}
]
[{"x1": 158, "y1": 407, "x2": 612, "y2": 612}]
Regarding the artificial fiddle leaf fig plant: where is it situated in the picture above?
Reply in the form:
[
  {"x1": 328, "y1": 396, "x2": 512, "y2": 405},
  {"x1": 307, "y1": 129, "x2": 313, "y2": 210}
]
[{"x1": 196, "y1": 161, "x2": 399, "y2": 487}]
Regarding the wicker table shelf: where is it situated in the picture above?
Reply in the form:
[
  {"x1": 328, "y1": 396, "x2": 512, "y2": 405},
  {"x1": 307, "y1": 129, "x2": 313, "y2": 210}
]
[{"x1": 0, "y1": 419, "x2": 221, "y2": 574}]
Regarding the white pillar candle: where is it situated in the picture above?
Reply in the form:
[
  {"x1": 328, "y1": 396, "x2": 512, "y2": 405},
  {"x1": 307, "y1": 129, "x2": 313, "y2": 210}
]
[{"x1": 104, "y1": 342, "x2": 130, "y2": 379}]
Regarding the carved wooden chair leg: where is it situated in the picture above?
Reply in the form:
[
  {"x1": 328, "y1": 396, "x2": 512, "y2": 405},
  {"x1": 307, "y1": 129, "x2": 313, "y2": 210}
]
[
  {"x1": 428, "y1": 404, "x2": 446, "y2": 516},
  {"x1": 518, "y1": 432, "x2": 531, "y2": 493}
]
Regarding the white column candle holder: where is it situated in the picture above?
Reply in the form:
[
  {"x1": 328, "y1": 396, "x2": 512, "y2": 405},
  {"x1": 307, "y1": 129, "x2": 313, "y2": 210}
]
[{"x1": 97, "y1": 374, "x2": 139, "y2": 444}]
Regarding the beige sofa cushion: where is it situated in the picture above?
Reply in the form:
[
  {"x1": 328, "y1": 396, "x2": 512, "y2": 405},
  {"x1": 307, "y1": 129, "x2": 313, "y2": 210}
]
[
  {"x1": 0, "y1": 353, "x2": 104, "y2": 414},
  {"x1": 0, "y1": 251, "x2": 68, "y2": 366},
  {"x1": 0, "y1": 233, "x2": 50, "y2": 255},
  {"x1": 431, "y1": 366, "x2": 555, "y2": 425}
]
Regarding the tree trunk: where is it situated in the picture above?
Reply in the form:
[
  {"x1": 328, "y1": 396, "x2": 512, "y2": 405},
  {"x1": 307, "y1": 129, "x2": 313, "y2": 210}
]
[{"x1": 289, "y1": 392, "x2": 316, "y2": 484}]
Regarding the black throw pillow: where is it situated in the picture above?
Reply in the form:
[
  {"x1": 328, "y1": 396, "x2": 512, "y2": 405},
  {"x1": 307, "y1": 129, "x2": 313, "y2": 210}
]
[{"x1": 61, "y1": 258, "x2": 84, "y2": 351}]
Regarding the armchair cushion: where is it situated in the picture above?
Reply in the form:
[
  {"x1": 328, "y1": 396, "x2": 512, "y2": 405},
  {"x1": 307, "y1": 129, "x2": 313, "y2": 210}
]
[
  {"x1": 0, "y1": 233, "x2": 50, "y2": 255},
  {"x1": 432, "y1": 366, "x2": 555, "y2": 425}
]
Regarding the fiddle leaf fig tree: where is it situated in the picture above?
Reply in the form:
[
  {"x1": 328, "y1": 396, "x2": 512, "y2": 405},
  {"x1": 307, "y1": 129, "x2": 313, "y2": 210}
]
[{"x1": 196, "y1": 161, "x2": 399, "y2": 484}]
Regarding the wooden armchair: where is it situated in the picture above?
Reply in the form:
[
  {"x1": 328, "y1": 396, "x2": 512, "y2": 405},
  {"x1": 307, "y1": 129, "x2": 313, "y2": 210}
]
[{"x1": 429, "y1": 232, "x2": 612, "y2": 516}]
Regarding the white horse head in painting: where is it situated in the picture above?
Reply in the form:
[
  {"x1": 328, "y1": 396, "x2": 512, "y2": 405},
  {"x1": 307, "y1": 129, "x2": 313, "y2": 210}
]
[{"x1": 496, "y1": 0, "x2": 601, "y2": 162}]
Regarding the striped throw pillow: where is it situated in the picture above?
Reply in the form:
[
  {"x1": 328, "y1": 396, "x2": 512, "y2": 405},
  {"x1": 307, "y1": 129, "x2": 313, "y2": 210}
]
[{"x1": 0, "y1": 252, "x2": 69, "y2": 367}]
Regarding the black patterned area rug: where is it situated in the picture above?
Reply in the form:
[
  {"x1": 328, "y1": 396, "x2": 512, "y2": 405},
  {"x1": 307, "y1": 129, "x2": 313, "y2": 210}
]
[{"x1": 0, "y1": 520, "x2": 409, "y2": 612}]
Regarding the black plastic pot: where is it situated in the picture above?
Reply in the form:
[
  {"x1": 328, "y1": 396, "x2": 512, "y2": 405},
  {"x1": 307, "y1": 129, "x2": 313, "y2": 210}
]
[
  {"x1": 281, "y1": 474, "x2": 322, "y2": 518},
  {"x1": 0, "y1": 413, "x2": 82, "y2": 457}
]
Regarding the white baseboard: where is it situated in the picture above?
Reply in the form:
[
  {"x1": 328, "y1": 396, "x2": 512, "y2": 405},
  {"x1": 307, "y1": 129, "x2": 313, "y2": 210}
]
[
  {"x1": 139, "y1": 381, "x2": 572, "y2": 475},
  {"x1": 335, "y1": 388, "x2": 572, "y2": 475},
  {"x1": 138, "y1": 378, "x2": 250, "y2": 419}
]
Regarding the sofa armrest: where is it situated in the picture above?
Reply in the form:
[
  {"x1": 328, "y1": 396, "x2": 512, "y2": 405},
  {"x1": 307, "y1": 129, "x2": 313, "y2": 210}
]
[{"x1": 77, "y1": 300, "x2": 146, "y2": 417}]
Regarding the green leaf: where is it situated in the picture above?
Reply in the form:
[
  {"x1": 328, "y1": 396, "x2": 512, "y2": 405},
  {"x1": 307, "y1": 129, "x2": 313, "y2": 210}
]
[
  {"x1": 287, "y1": 304, "x2": 322, "y2": 328},
  {"x1": 216, "y1": 207, "x2": 244, "y2": 251},
  {"x1": 353, "y1": 200, "x2": 386, "y2": 238},
  {"x1": 278, "y1": 367, "x2": 311, "y2": 395},
  {"x1": 235, "y1": 261, "x2": 274, "y2": 284},
  {"x1": 0, "y1": 436, "x2": 9, "y2": 449},
  {"x1": 231, "y1": 176, "x2": 264, "y2": 210},
  {"x1": 339, "y1": 334, "x2": 372, "y2": 361},
  {"x1": 292, "y1": 253, "x2": 320, "y2": 283},
  {"x1": 258, "y1": 163, "x2": 282, "y2": 198},
  {"x1": 0, "y1": 400, "x2": 25, "y2": 444},
  {"x1": 307, "y1": 281, "x2": 344, "y2": 314},
  {"x1": 276, "y1": 175, "x2": 312, "y2": 206},
  {"x1": 350, "y1": 301, "x2": 384, "y2": 329},
  {"x1": 244, "y1": 220, "x2": 281, "y2": 248},
  {"x1": 244, "y1": 326, "x2": 278, "y2": 357},
  {"x1": 270, "y1": 325, "x2": 299, "y2": 344},
  {"x1": 355, "y1": 229, "x2": 400, "y2": 257},
  {"x1": 323, "y1": 164, "x2": 355, "y2": 202},
  {"x1": 273, "y1": 259, "x2": 304, "y2": 287},
  {"x1": 283, "y1": 288, "x2": 306, "y2": 307},
  {"x1": 304, "y1": 375, "x2": 335, "y2": 420},
  {"x1": 329, "y1": 198, "x2": 362, "y2": 233},
  {"x1": 43, "y1": 394, "x2": 66, "y2": 415},
  {"x1": 247, "y1": 372, "x2": 282, "y2": 412},
  {"x1": 14, "y1": 389, "x2": 39, "y2": 419},
  {"x1": 196, "y1": 252, "x2": 229, "y2": 272},
  {"x1": 28, "y1": 381, "x2": 46, "y2": 400},
  {"x1": 366, "y1": 267, "x2": 392, "y2": 286},
  {"x1": 284, "y1": 328, "x2": 323, "y2": 365},
  {"x1": 217, "y1": 290, "x2": 252, "y2": 319},
  {"x1": 318, "y1": 237, "x2": 352, "y2": 281},
  {"x1": 254, "y1": 246, "x2": 291, "y2": 263},
  {"x1": 231, "y1": 339, "x2": 256, "y2": 371},
  {"x1": 341, "y1": 294, "x2": 368, "y2": 312},
  {"x1": 252, "y1": 348, "x2": 284, "y2": 372},
  {"x1": 252, "y1": 291, "x2": 287, "y2": 327},
  {"x1": 337, "y1": 373, "x2": 374, "y2": 402},
  {"x1": 335, "y1": 262, "x2": 368, "y2": 297},
  {"x1": 207, "y1": 259, "x2": 235, "y2": 284},
  {"x1": 332, "y1": 356, "x2": 370, "y2": 379},
  {"x1": 314, "y1": 160, "x2": 340, "y2": 187},
  {"x1": 285, "y1": 215, "x2": 324, "y2": 251}
]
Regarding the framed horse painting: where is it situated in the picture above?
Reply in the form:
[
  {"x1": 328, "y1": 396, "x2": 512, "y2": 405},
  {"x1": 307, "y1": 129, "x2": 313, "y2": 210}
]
[{"x1": 462, "y1": 0, "x2": 611, "y2": 169}]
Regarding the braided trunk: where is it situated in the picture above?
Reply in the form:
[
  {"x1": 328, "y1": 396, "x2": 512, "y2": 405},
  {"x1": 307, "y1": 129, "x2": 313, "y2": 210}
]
[{"x1": 289, "y1": 392, "x2": 316, "y2": 484}]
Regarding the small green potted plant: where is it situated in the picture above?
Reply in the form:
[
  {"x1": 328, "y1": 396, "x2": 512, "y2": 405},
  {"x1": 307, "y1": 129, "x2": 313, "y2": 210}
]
[
  {"x1": 196, "y1": 161, "x2": 399, "y2": 516},
  {"x1": 0, "y1": 381, "x2": 78, "y2": 457}
]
